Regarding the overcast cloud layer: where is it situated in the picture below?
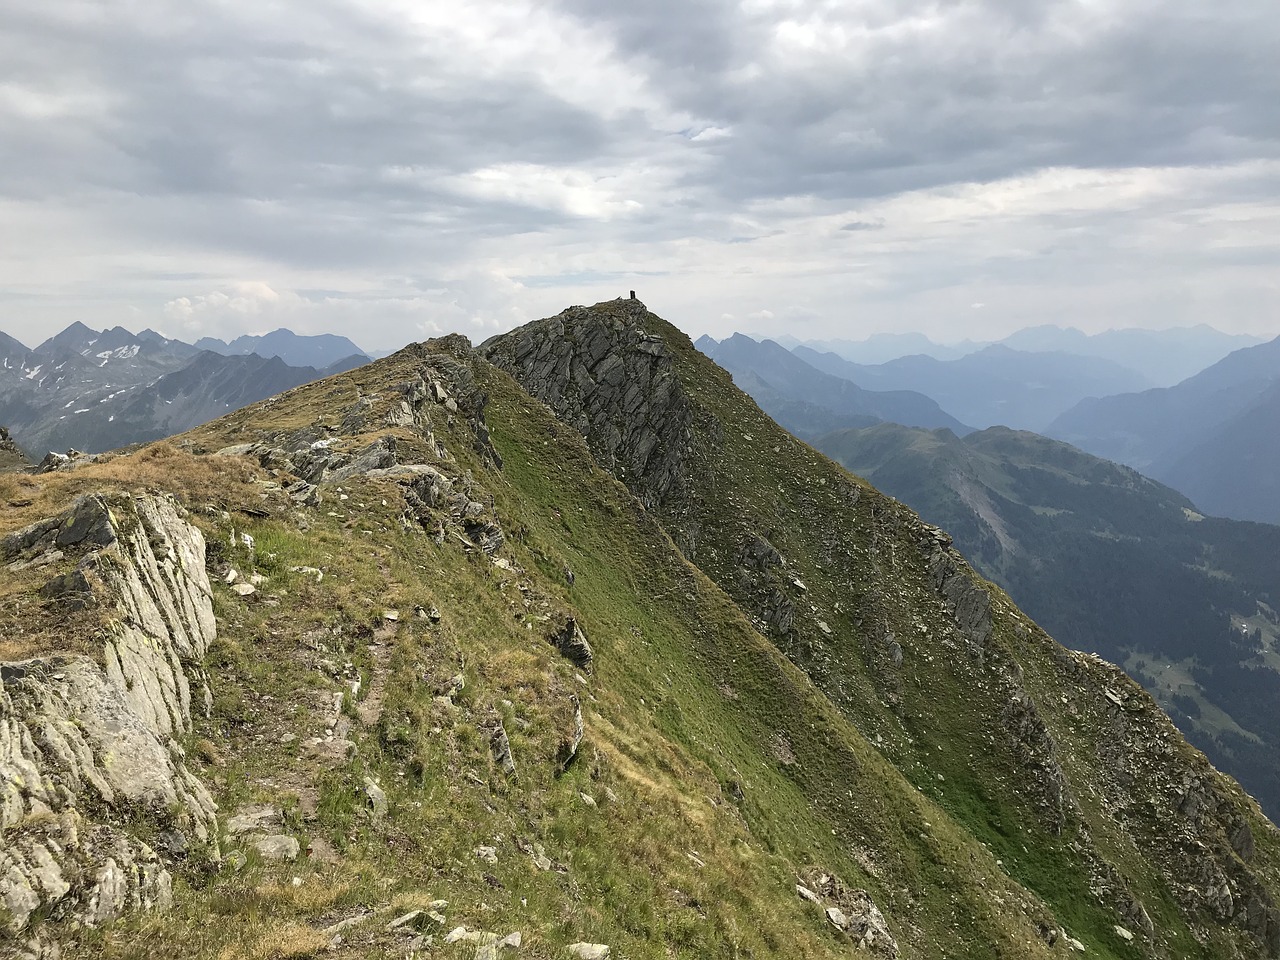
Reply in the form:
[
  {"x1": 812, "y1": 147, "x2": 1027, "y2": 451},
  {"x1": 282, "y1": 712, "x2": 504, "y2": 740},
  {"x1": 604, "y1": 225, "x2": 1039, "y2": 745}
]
[{"x1": 2, "y1": 0, "x2": 1278, "y2": 351}]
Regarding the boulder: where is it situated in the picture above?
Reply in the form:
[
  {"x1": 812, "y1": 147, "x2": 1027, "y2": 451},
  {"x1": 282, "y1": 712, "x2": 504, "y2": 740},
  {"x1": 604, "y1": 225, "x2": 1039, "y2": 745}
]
[
  {"x1": 550, "y1": 618, "x2": 594, "y2": 673},
  {"x1": 252, "y1": 835, "x2": 300, "y2": 862}
]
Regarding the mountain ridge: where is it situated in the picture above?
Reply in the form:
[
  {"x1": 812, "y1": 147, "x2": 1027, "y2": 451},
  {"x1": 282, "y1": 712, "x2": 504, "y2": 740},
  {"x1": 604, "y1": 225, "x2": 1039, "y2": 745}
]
[
  {"x1": 0, "y1": 323, "x2": 373, "y2": 459},
  {"x1": 1, "y1": 300, "x2": 1278, "y2": 958},
  {"x1": 194, "y1": 328, "x2": 369, "y2": 369},
  {"x1": 809, "y1": 420, "x2": 1280, "y2": 815},
  {"x1": 482, "y1": 298, "x2": 1280, "y2": 959},
  {"x1": 696, "y1": 332, "x2": 971, "y2": 437},
  {"x1": 791, "y1": 342, "x2": 1150, "y2": 431}
]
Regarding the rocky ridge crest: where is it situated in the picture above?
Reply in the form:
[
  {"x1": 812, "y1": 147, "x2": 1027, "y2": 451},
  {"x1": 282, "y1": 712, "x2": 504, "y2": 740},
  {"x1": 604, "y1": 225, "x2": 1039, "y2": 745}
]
[
  {"x1": 485, "y1": 299, "x2": 1280, "y2": 959},
  {"x1": 1, "y1": 493, "x2": 218, "y2": 937}
]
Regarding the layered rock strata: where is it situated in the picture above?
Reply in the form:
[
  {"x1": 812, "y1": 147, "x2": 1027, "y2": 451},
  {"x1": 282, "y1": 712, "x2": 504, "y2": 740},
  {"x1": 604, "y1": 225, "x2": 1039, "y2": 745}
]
[{"x1": 1, "y1": 494, "x2": 218, "y2": 937}]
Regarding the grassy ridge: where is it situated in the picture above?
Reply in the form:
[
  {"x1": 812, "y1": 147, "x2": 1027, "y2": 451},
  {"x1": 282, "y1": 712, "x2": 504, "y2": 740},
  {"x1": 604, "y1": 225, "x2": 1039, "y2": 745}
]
[
  {"x1": 480, "y1": 300, "x2": 1280, "y2": 959},
  {"x1": 5, "y1": 319, "x2": 1277, "y2": 959}
]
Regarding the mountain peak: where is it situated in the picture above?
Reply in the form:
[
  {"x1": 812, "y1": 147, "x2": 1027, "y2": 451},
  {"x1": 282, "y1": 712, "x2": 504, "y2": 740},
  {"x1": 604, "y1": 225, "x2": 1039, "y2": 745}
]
[
  {"x1": 35, "y1": 320, "x2": 97, "y2": 354},
  {"x1": 5, "y1": 301, "x2": 1280, "y2": 958}
]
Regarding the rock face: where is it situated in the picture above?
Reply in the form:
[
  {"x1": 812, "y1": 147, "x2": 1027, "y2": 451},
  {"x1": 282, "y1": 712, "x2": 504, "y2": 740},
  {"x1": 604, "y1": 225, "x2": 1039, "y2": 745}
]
[
  {"x1": 484, "y1": 300, "x2": 1280, "y2": 959},
  {"x1": 549, "y1": 617, "x2": 594, "y2": 673},
  {"x1": 480, "y1": 300, "x2": 694, "y2": 513},
  {"x1": 211, "y1": 341, "x2": 507, "y2": 555},
  {"x1": 0, "y1": 494, "x2": 218, "y2": 935},
  {"x1": 921, "y1": 526, "x2": 992, "y2": 654},
  {"x1": 0, "y1": 425, "x2": 29, "y2": 471}
]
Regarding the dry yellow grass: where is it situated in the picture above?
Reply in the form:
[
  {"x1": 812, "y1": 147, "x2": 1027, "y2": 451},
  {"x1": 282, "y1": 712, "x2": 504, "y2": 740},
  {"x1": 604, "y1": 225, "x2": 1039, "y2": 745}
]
[
  {"x1": 0, "y1": 442, "x2": 274, "y2": 663},
  {"x1": 0, "y1": 442, "x2": 267, "y2": 539},
  {"x1": 216, "y1": 923, "x2": 331, "y2": 960},
  {"x1": 252, "y1": 879, "x2": 351, "y2": 914}
]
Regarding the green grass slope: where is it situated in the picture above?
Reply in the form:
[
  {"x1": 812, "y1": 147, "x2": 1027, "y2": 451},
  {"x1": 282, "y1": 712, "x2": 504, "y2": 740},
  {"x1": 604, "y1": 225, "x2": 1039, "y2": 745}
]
[
  {"x1": 811, "y1": 421, "x2": 1280, "y2": 820},
  {"x1": 5, "y1": 339, "x2": 1067, "y2": 959},
  {"x1": 483, "y1": 299, "x2": 1280, "y2": 960}
]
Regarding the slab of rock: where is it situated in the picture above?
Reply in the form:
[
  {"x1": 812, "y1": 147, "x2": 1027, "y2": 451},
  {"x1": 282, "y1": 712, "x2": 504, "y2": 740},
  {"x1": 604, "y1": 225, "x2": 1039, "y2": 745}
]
[
  {"x1": 363, "y1": 777, "x2": 387, "y2": 818},
  {"x1": 556, "y1": 694, "x2": 585, "y2": 773},
  {"x1": 0, "y1": 494, "x2": 218, "y2": 933},
  {"x1": 566, "y1": 944, "x2": 611, "y2": 959},
  {"x1": 253, "y1": 835, "x2": 300, "y2": 862},
  {"x1": 227, "y1": 805, "x2": 281, "y2": 835},
  {"x1": 490, "y1": 721, "x2": 517, "y2": 777},
  {"x1": 386, "y1": 910, "x2": 426, "y2": 932},
  {"x1": 445, "y1": 926, "x2": 498, "y2": 946}
]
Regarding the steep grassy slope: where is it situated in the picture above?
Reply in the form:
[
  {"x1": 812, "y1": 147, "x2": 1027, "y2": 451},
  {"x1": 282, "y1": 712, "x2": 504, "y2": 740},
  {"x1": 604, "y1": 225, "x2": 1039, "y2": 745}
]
[
  {"x1": 5, "y1": 310, "x2": 1280, "y2": 959},
  {"x1": 810, "y1": 421, "x2": 1280, "y2": 819},
  {"x1": 3, "y1": 338, "x2": 1067, "y2": 960},
  {"x1": 484, "y1": 299, "x2": 1280, "y2": 960}
]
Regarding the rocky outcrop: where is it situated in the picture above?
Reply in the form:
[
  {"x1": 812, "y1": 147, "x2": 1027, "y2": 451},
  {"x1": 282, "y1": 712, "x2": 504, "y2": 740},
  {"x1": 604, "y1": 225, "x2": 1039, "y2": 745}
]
[
  {"x1": 0, "y1": 494, "x2": 218, "y2": 937},
  {"x1": 1060, "y1": 650, "x2": 1280, "y2": 951},
  {"x1": 481, "y1": 300, "x2": 694, "y2": 511},
  {"x1": 215, "y1": 343, "x2": 507, "y2": 554},
  {"x1": 549, "y1": 618, "x2": 593, "y2": 674},
  {"x1": 918, "y1": 525, "x2": 992, "y2": 654},
  {"x1": 798, "y1": 868, "x2": 898, "y2": 958},
  {"x1": 0, "y1": 426, "x2": 29, "y2": 472},
  {"x1": 733, "y1": 533, "x2": 799, "y2": 639}
]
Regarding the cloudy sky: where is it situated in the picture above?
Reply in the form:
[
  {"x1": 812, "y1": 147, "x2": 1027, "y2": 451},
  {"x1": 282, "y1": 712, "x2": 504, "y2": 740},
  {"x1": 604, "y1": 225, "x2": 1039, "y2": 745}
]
[{"x1": 2, "y1": 0, "x2": 1278, "y2": 352}]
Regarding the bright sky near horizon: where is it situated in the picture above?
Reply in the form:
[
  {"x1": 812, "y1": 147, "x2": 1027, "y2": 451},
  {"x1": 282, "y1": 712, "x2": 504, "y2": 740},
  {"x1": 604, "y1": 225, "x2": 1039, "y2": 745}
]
[{"x1": 2, "y1": 0, "x2": 1278, "y2": 352}]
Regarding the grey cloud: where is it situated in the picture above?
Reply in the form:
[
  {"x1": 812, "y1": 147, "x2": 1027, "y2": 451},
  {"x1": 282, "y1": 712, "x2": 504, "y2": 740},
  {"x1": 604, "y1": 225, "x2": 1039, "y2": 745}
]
[
  {"x1": 1, "y1": 3, "x2": 615, "y2": 203},
  {"x1": 0, "y1": 0, "x2": 1277, "y2": 348},
  {"x1": 569, "y1": 0, "x2": 1280, "y2": 204}
]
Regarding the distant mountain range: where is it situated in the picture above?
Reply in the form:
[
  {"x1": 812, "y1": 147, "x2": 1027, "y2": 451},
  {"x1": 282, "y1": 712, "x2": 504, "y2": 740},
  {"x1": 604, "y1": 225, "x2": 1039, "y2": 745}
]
[
  {"x1": 1001, "y1": 324, "x2": 1263, "y2": 387},
  {"x1": 780, "y1": 323, "x2": 1260, "y2": 387},
  {"x1": 773, "y1": 331, "x2": 985, "y2": 364},
  {"x1": 792, "y1": 342, "x2": 1150, "y2": 431},
  {"x1": 194, "y1": 327, "x2": 367, "y2": 369},
  {"x1": 0, "y1": 323, "x2": 371, "y2": 458},
  {"x1": 714, "y1": 325, "x2": 1279, "y2": 528},
  {"x1": 1048, "y1": 335, "x2": 1280, "y2": 524},
  {"x1": 813, "y1": 421, "x2": 1280, "y2": 818},
  {"x1": 695, "y1": 333, "x2": 971, "y2": 437}
]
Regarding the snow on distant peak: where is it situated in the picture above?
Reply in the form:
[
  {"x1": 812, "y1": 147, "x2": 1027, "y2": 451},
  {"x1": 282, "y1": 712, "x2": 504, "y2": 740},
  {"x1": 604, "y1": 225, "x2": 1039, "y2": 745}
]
[{"x1": 95, "y1": 344, "x2": 140, "y2": 366}]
